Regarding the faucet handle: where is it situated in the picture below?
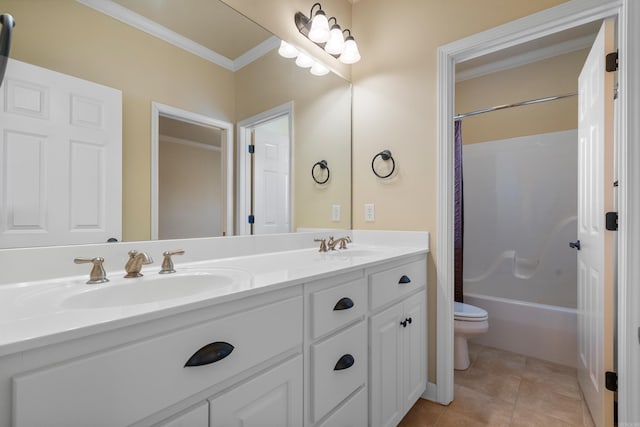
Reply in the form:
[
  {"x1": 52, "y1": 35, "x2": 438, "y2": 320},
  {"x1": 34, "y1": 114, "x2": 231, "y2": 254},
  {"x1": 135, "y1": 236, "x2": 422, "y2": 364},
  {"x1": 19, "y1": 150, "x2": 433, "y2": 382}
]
[
  {"x1": 74, "y1": 257, "x2": 109, "y2": 284},
  {"x1": 159, "y1": 249, "x2": 185, "y2": 274},
  {"x1": 314, "y1": 238, "x2": 328, "y2": 253}
]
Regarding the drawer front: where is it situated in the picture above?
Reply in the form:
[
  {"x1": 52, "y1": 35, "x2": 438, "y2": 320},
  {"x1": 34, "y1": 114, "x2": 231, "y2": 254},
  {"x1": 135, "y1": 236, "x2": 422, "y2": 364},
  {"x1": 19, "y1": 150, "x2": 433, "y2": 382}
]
[
  {"x1": 13, "y1": 296, "x2": 302, "y2": 427},
  {"x1": 369, "y1": 258, "x2": 426, "y2": 310},
  {"x1": 316, "y1": 386, "x2": 367, "y2": 427},
  {"x1": 310, "y1": 277, "x2": 366, "y2": 339},
  {"x1": 311, "y1": 321, "x2": 367, "y2": 423}
]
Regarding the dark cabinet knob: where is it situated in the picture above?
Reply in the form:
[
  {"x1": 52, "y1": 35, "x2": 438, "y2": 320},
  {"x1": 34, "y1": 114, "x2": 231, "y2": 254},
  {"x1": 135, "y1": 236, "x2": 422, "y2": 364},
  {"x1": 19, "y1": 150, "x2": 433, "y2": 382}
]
[
  {"x1": 569, "y1": 240, "x2": 581, "y2": 250},
  {"x1": 398, "y1": 275, "x2": 411, "y2": 284},
  {"x1": 400, "y1": 319, "x2": 408, "y2": 328},
  {"x1": 333, "y1": 297, "x2": 354, "y2": 311},
  {"x1": 334, "y1": 354, "x2": 355, "y2": 371},
  {"x1": 184, "y1": 342, "x2": 234, "y2": 367},
  {"x1": 407, "y1": 317, "x2": 412, "y2": 324}
]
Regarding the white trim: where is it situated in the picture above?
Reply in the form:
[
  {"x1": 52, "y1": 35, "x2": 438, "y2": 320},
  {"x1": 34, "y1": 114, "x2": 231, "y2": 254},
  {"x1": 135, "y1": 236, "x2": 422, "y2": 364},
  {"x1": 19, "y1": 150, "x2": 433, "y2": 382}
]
[
  {"x1": 617, "y1": 1, "x2": 640, "y2": 425},
  {"x1": 233, "y1": 36, "x2": 280, "y2": 71},
  {"x1": 436, "y1": 0, "x2": 638, "y2": 417},
  {"x1": 76, "y1": 0, "x2": 276, "y2": 72},
  {"x1": 236, "y1": 102, "x2": 294, "y2": 236},
  {"x1": 159, "y1": 134, "x2": 222, "y2": 152},
  {"x1": 421, "y1": 382, "x2": 438, "y2": 402},
  {"x1": 151, "y1": 102, "x2": 234, "y2": 239},
  {"x1": 456, "y1": 34, "x2": 595, "y2": 82}
]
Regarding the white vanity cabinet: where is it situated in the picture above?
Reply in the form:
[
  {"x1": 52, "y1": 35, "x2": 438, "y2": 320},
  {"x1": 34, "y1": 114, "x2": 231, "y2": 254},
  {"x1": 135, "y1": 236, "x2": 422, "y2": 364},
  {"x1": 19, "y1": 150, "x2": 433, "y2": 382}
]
[
  {"x1": 368, "y1": 258, "x2": 427, "y2": 427},
  {"x1": 6, "y1": 288, "x2": 303, "y2": 427}
]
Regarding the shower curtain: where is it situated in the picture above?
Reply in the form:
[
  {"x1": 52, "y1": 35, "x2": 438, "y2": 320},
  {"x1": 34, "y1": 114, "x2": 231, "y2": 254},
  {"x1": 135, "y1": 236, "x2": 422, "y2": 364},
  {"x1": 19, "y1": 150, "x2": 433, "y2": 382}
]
[{"x1": 454, "y1": 120, "x2": 464, "y2": 303}]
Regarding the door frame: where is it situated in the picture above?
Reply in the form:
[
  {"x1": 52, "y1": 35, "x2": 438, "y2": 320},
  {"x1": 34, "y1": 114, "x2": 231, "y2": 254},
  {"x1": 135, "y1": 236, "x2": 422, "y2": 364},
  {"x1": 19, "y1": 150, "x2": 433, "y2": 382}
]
[
  {"x1": 435, "y1": 0, "x2": 640, "y2": 423},
  {"x1": 150, "y1": 102, "x2": 234, "y2": 239},
  {"x1": 236, "y1": 102, "x2": 293, "y2": 236}
]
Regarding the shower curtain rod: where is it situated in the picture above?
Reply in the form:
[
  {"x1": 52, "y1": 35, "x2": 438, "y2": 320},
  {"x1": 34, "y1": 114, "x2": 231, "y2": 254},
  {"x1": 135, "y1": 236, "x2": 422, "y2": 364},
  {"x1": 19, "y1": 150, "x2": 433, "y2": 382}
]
[{"x1": 454, "y1": 92, "x2": 578, "y2": 120}]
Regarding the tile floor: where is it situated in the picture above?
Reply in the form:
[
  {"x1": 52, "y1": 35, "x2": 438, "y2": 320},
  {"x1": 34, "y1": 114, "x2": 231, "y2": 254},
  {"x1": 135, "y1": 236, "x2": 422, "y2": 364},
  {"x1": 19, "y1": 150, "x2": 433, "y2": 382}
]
[{"x1": 398, "y1": 343, "x2": 595, "y2": 427}]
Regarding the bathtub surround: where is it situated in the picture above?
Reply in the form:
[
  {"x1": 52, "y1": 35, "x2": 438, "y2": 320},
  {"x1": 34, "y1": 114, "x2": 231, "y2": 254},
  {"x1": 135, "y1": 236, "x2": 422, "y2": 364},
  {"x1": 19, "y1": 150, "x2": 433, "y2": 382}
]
[{"x1": 463, "y1": 130, "x2": 578, "y2": 308}]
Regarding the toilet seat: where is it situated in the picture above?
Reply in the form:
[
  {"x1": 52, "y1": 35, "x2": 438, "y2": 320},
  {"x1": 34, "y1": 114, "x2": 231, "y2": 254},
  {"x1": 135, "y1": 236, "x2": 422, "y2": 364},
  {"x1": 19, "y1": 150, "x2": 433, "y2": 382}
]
[{"x1": 454, "y1": 302, "x2": 488, "y2": 321}]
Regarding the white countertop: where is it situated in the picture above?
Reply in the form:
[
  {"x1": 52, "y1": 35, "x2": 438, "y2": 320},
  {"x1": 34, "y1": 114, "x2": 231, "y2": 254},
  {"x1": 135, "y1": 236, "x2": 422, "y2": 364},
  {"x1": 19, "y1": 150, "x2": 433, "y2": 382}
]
[{"x1": 0, "y1": 232, "x2": 429, "y2": 357}]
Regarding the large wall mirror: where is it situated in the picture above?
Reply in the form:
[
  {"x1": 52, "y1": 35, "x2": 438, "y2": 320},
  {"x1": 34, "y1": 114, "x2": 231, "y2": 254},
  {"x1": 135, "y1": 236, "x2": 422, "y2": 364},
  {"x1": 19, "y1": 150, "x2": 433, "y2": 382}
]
[{"x1": 1, "y1": 0, "x2": 352, "y2": 248}]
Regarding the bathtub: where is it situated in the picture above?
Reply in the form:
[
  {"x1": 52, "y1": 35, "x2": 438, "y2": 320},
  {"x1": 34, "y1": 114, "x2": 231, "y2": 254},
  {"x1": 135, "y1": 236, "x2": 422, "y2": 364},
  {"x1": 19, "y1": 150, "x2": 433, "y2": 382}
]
[{"x1": 465, "y1": 293, "x2": 577, "y2": 367}]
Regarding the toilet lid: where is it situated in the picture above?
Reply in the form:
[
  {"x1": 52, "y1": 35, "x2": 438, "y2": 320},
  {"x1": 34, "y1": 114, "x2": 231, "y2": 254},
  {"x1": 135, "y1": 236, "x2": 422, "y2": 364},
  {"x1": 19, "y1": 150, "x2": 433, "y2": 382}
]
[{"x1": 454, "y1": 302, "x2": 488, "y2": 320}]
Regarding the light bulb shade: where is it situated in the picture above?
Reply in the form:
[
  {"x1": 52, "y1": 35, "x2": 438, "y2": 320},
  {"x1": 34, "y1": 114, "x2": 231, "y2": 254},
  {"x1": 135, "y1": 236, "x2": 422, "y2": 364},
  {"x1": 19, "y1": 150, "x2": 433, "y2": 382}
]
[
  {"x1": 324, "y1": 25, "x2": 345, "y2": 55},
  {"x1": 308, "y1": 10, "x2": 330, "y2": 43},
  {"x1": 278, "y1": 40, "x2": 299, "y2": 58},
  {"x1": 295, "y1": 52, "x2": 314, "y2": 68},
  {"x1": 310, "y1": 61, "x2": 330, "y2": 76},
  {"x1": 339, "y1": 36, "x2": 361, "y2": 64}
]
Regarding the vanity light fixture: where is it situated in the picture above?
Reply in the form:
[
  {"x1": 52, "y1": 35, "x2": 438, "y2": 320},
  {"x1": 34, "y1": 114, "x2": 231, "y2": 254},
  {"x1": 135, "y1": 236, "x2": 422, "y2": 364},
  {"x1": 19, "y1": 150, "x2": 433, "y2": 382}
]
[
  {"x1": 294, "y1": 2, "x2": 361, "y2": 64},
  {"x1": 307, "y1": 3, "x2": 330, "y2": 43},
  {"x1": 278, "y1": 40, "x2": 299, "y2": 58},
  {"x1": 310, "y1": 61, "x2": 330, "y2": 76},
  {"x1": 295, "y1": 51, "x2": 314, "y2": 68}
]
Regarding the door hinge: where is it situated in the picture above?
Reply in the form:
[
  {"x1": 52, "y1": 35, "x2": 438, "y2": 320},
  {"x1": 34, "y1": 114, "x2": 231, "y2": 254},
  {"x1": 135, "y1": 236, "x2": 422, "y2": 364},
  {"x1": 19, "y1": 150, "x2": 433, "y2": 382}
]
[
  {"x1": 606, "y1": 51, "x2": 618, "y2": 72},
  {"x1": 247, "y1": 214, "x2": 255, "y2": 224},
  {"x1": 605, "y1": 212, "x2": 618, "y2": 231},
  {"x1": 605, "y1": 371, "x2": 618, "y2": 392},
  {"x1": 248, "y1": 144, "x2": 255, "y2": 154}
]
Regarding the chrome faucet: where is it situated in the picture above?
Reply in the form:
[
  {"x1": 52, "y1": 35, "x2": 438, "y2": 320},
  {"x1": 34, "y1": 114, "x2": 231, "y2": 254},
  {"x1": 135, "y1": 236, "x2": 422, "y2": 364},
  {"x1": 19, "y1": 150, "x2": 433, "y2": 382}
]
[
  {"x1": 74, "y1": 256, "x2": 109, "y2": 284},
  {"x1": 314, "y1": 238, "x2": 328, "y2": 252},
  {"x1": 124, "y1": 250, "x2": 153, "y2": 278},
  {"x1": 327, "y1": 236, "x2": 351, "y2": 250}
]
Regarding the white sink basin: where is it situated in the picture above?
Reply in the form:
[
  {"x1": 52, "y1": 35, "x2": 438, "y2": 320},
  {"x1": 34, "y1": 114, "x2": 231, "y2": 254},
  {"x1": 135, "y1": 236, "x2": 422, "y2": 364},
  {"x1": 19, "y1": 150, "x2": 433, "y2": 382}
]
[
  {"x1": 61, "y1": 270, "x2": 252, "y2": 309},
  {"x1": 325, "y1": 248, "x2": 381, "y2": 258}
]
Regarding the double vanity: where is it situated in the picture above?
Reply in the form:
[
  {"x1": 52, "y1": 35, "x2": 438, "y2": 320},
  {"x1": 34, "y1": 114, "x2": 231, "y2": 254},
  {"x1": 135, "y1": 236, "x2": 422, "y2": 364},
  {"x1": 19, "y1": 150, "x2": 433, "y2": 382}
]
[{"x1": 0, "y1": 230, "x2": 428, "y2": 427}]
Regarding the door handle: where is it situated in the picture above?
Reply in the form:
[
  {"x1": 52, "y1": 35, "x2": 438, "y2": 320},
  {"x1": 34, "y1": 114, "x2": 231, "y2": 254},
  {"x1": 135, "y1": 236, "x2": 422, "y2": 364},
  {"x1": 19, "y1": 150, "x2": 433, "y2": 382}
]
[{"x1": 569, "y1": 240, "x2": 581, "y2": 250}]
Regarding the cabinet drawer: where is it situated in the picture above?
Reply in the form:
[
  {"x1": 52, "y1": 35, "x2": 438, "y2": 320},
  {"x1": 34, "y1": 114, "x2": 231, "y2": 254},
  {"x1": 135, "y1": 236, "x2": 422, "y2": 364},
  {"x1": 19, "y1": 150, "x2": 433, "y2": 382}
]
[
  {"x1": 316, "y1": 386, "x2": 367, "y2": 427},
  {"x1": 310, "y1": 277, "x2": 366, "y2": 339},
  {"x1": 369, "y1": 258, "x2": 426, "y2": 310},
  {"x1": 311, "y1": 321, "x2": 367, "y2": 423},
  {"x1": 13, "y1": 296, "x2": 302, "y2": 427}
]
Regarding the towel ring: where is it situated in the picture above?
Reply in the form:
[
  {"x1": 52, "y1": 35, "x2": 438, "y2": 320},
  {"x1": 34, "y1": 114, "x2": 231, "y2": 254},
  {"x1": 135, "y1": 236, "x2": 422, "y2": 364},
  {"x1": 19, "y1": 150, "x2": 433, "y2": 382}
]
[
  {"x1": 312, "y1": 160, "x2": 330, "y2": 184},
  {"x1": 371, "y1": 150, "x2": 395, "y2": 179}
]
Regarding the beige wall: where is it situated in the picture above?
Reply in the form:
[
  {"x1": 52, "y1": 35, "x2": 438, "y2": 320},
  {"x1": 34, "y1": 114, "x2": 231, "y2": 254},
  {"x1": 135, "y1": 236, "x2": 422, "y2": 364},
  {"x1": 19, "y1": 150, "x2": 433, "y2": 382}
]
[
  {"x1": 159, "y1": 140, "x2": 222, "y2": 239},
  {"x1": 5, "y1": 0, "x2": 235, "y2": 242},
  {"x1": 350, "y1": 0, "x2": 570, "y2": 382},
  {"x1": 456, "y1": 49, "x2": 588, "y2": 145},
  {"x1": 235, "y1": 49, "x2": 352, "y2": 230}
]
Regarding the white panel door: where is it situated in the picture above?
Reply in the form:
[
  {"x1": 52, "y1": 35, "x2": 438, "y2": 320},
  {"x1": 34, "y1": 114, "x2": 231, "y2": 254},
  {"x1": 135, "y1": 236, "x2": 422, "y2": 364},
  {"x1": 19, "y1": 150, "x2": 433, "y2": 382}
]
[
  {"x1": 0, "y1": 59, "x2": 122, "y2": 248},
  {"x1": 253, "y1": 118, "x2": 290, "y2": 234},
  {"x1": 370, "y1": 302, "x2": 404, "y2": 427},
  {"x1": 402, "y1": 290, "x2": 427, "y2": 409},
  {"x1": 576, "y1": 19, "x2": 615, "y2": 427}
]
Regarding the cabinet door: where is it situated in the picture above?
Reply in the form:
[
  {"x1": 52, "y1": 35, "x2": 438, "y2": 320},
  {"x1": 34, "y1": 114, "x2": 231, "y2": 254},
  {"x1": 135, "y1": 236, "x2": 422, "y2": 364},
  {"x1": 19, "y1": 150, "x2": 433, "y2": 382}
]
[
  {"x1": 156, "y1": 402, "x2": 208, "y2": 427},
  {"x1": 369, "y1": 303, "x2": 404, "y2": 427},
  {"x1": 402, "y1": 290, "x2": 427, "y2": 408},
  {"x1": 209, "y1": 356, "x2": 302, "y2": 427}
]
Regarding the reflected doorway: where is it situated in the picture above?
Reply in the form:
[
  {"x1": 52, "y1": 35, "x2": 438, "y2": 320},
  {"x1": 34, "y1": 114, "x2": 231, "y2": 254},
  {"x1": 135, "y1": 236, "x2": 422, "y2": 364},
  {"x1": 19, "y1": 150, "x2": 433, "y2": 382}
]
[
  {"x1": 151, "y1": 102, "x2": 234, "y2": 239},
  {"x1": 237, "y1": 102, "x2": 293, "y2": 235}
]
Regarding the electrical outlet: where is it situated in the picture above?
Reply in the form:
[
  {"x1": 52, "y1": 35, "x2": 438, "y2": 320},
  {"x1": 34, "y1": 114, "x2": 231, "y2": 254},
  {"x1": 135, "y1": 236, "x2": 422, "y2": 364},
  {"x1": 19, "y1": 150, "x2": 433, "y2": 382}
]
[
  {"x1": 364, "y1": 203, "x2": 375, "y2": 222},
  {"x1": 332, "y1": 204, "x2": 341, "y2": 222}
]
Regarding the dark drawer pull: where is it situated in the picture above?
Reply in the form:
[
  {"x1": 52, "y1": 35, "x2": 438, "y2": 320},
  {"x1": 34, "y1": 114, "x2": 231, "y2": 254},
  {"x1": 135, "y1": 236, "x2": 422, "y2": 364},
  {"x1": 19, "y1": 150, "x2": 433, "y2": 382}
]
[
  {"x1": 184, "y1": 342, "x2": 234, "y2": 367},
  {"x1": 334, "y1": 354, "x2": 355, "y2": 371},
  {"x1": 399, "y1": 275, "x2": 411, "y2": 284},
  {"x1": 333, "y1": 297, "x2": 354, "y2": 311}
]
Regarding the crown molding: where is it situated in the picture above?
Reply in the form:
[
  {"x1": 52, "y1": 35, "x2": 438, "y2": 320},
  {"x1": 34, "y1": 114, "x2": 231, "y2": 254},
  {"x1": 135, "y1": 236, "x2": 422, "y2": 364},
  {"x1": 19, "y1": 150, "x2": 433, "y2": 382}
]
[
  {"x1": 233, "y1": 36, "x2": 280, "y2": 71},
  {"x1": 456, "y1": 33, "x2": 595, "y2": 82},
  {"x1": 159, "y1": 134, "x2": 222, "y2": 152},
  {"x1": 77, "y1": 0, "x2": 242, "y2": 71}
]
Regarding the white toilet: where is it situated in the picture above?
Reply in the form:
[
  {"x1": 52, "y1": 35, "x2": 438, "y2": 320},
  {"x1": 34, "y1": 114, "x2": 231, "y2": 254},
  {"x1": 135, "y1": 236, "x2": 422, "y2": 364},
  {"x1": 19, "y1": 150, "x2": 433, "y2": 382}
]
[{"x1": 454, "y1": 302, "x2": 489, "y2": 370}]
